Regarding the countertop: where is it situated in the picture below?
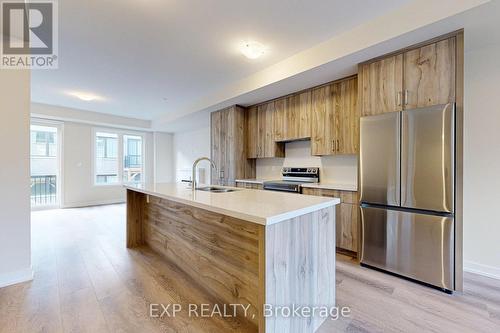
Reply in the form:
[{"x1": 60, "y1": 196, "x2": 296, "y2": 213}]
[
  {"x1": 125, "y1": 182, "x2": 339, "y2": 225},
  {"x1": 235, "y1": 179, "x2": 357, "y2": 191}
]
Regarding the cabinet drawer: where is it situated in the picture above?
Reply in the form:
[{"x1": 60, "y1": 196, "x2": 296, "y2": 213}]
[
  {"x1": 235, "y1": 182, "x2": 262, "y2": 190},
  {"x1": 302, "y1": 188, "x2": 358, "y2": 204}
]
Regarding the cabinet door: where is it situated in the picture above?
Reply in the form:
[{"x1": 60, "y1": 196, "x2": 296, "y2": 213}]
[
  {"x1": 273, "y1": 98, "x2": 286, "y2": 142},
  {"x1": 246, "y1": 106, "x2": 258, "y2": 158},
  {"x1": 302, "y1": 188, "x2": 359, "y2": 254},
  {"x1": 285, "y1": 92, "x2": 311, "y2": 140},
  {"x1": 295, "y1": 90, "x2": 312, "y2": 139},
  {"x1": 336, "y1": 203, "x2": 359, "y2": 253},
  {"x1": 403, "y1": 37, "x2": 456, "y2": 109},
  {"x1": 359, "y1": 54, "x2": 403, "y2": 116},
  {"x1": 259, "y1": 102, "x2": 285, "y2": 158},
  {"x1": 211, "y1": 110, "x2": 224, "y2": 184},
  {"x1": 274, "y1": 92, "x2": 311, "y2": 142},
  {"x1": 258, "y1": 102, "x2": 272, "y2": 157},
  {"x1": 311, "y1": 84, "x2": 335, "y2": 156},
  {"x1": 212, "y1": 106, "x2": 255, "y2": 185},
  {"x1": 334, "y1": 77, "x2": 359, "y2": 154}
]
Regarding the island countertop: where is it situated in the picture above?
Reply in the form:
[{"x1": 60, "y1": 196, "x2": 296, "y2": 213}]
[{"x1": 125, "y1": 182, "x2": 339, "y2": 225}]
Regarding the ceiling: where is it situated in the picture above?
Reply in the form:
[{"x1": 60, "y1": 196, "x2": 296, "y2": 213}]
[{"x1": 31, "y1": 0, "x2": 412, "y2": 121}]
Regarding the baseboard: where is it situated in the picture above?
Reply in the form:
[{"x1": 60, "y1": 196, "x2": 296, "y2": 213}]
[
  {"x1": 0, "y1": 267, "x2": 34, "y2": 288},
  {"x1": 62, "y1": 198, "x2": 125, "y2": 208},
  {"x1": 464, "y1": 260, "x2": 500, "y2": 280}
]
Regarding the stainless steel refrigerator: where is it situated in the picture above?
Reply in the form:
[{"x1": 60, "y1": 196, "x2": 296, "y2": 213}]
[{"x1": 359, "y1": 103, "x2": 455, "y2": 292}]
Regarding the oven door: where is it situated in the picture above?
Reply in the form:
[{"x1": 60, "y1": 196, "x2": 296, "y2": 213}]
[{"x1": 263, "y1": 182, "x2": 301, "y2": 193}]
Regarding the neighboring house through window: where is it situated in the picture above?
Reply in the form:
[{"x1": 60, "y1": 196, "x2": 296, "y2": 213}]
[{"x1": 94, "y1": 130, "x2": 144, "y2": 185}]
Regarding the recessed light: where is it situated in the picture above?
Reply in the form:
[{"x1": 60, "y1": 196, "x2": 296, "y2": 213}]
[
  {"x1": 66, "y1": 91, "x2": 104, "y2": 102},
  {"x1": 240, "y1": 41, "x2": 266, "y2": 59}
]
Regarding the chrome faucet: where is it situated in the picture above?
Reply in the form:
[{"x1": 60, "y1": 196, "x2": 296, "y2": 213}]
[{"x1": 192, "y1": 157, "x2": 217, "y2": 190}]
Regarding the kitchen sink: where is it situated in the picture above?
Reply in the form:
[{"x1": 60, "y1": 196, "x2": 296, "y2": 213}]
[{"x1": 196, "y1": 186, "x2": 238, "y2": 193}]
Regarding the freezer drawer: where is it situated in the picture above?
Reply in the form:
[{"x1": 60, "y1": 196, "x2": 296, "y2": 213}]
[
  {"x1": 361, "y1": 206, "x2": 454, "y2": 290},
  {"x1": 401, "y1": 104, "x2": 455, "y2": 213},
  {"x1": 360, "y1": 112, "x2": 400, "y2": 206}
]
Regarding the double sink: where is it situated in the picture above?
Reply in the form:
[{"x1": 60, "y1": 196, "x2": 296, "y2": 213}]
[{"x1": 196, "y1": 186, "x2": 238, "y2": 193}]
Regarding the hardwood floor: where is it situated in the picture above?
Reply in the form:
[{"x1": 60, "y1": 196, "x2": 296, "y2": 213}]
[{"x1": 1, "y1": 204, "x2": 499, "y2": 333}]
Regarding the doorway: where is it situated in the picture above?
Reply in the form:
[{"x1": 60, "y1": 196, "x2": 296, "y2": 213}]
[{"x1": 30, "y1": 121, "x2": 62, "y2": 209}]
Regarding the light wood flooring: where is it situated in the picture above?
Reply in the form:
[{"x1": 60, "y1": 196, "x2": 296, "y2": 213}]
[{"x1": 0, "y1": 204, "x2": 499, "y2": 333}]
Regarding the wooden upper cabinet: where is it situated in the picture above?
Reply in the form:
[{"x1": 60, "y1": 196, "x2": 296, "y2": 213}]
[
  {"x1": 295, "y1": 90, "x2": 312, "y2": 139},
  {"x1": 246, "y1": 106, "x2": 258, "y2": 159},
  {"x1": 311, "y1": 84, "x2": 334, "y2": 156},
  {"x1": 403, "y1": 37, "x2": 456, "y2": 109},
  {"x1": 211, "y1": 106, "x2": 255, "y2": 185},
  {"x1": 359, "y1": 36, "x2": 457, "y2": 116},
  {"x1": 273, "y1": 91, "x2": 312, "y2": 142},
  {"x1": 247, "y1": 102, "x2": 284, "y2": 158},
  {"x1": 359, "y1": 54, "x2": 403, "y2": 116},
  {"x1": 335, "y1": 77, "x2": 359, "y2": 154},
  {"x1": 273, "y1": 98, "x2": 287, "y2": 142},
  {"x1": 311, "y1": 77, "x2": 359, "y2": 156}
]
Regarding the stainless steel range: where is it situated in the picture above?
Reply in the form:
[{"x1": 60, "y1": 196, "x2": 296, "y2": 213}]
[{"x1": 263, "y1": 167, "x2": 319, "y2": 193}]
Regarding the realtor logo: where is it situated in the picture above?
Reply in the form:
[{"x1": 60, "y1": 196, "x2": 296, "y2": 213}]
[{"x1": 1, "y1": 0, "x2": 58, "y2": 69}]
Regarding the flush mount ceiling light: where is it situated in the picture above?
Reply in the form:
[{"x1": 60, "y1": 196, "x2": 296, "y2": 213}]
[
  {"x1": 240, "y1": 41, "x2": 266, "y2": 59},
  {"x1": 66, "y1": 91, "x2": 104, "y2": 102}
]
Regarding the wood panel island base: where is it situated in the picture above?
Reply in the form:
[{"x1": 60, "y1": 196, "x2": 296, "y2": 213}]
[{"x1": 125, "y1": 183, "x2": 339, "y2": 333}]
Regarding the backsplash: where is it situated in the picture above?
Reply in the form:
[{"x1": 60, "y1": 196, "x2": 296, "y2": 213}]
[{"x1": 256, "y1": 140, "x2": 358, "y2": 186}]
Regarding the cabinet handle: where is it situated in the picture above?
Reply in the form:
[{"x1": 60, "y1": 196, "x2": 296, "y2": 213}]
[
  {"x1": 404, "y1": 90, "x2": 409, "y2": 106},
  {"x1": 397, "y1": 91, "x2": 402, "y2": 106},
  {"x1": 332, "y1": 140, "x2": 336, "y2": 152},
  {"x1": 336, "y1": 140, "x2": 340, "y2": 152}
]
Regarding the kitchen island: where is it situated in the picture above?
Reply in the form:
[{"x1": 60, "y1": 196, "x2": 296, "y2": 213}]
[{"x1": 125, "y1": 183, "x2": 339, "y2": 333}]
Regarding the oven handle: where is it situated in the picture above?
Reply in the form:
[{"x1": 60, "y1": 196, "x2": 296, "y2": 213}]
[{"x1": 263, "y1": 186, "x2": 300, "y2": 193}]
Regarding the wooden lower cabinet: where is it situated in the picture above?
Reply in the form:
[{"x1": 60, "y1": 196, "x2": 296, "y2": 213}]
[
  {"x1": 235, "y1": 181, "x2": 263, "y2": 190},
  {"x1": 302, "y1": 187, "x2": 359, "y2": 255}
]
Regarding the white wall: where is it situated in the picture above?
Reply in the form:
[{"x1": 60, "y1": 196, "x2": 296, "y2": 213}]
[
  {"x1": 173, "y1": 126, "x2": 211, "y2": 185},
  {"x1": 0, "y1": 69, "x2": 33, "y2": 287},
  {"x1": 256, "y1": 141, "x2": 358, "y2": 185},
  {"x1": 154, "y1": 132, "x2": 174, "y2": 183},
  {"x1": 63, "y1": 123, "x2": 155, "y2": 207},
  {"x1": 32, "y1": 102, "x2": 151, "y2": 131},
  {"x1": 462, "y1": 0, "x2": 500, "y2": 278}
]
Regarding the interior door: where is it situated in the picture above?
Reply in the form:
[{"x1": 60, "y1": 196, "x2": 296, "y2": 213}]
[
  {"x1": 359, "y1": 112, "x2": 400, "y2": 206},
  {"x1": 361, "y1": 206, "x2": 454, "y2": 290},
  {"x1": 401, "y1": 104, "x2": 455, "y2": 213},
  {"x1": 30, "y1": 122, "x2": 61, "y2": 209}
]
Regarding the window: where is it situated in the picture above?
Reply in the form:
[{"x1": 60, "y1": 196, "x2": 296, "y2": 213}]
[
  {"x1": 31, "y1": 125, "x2": 57, "y2": 157},
  {"x1": 123, "y1": 135, "x2": 143, "y2": 183},
  {"x1": 96, "y1": 135, "x2": 118, "y2": 158},
  {"x1": 95, "y1": 132, "x2": 119, "y2": 184},
  {"x1": 94, "y1": 130, "x2": 144, "y2": 185}
]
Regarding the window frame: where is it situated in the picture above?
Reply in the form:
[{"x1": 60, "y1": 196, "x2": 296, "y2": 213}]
[{"x1": 92, "y1": 127, "x2": 146, "y2": 187}]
